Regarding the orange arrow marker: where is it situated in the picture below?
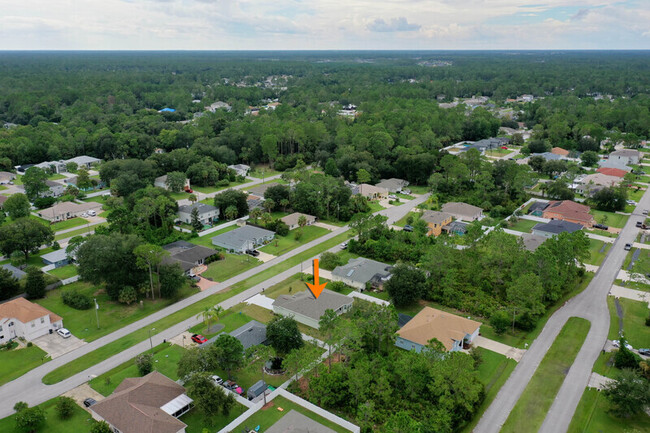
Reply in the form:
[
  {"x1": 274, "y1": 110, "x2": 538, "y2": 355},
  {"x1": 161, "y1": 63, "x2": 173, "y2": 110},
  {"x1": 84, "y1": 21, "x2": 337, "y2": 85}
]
[{"x1": 306, "y1": 258, "x2": 328, "y2": 299}]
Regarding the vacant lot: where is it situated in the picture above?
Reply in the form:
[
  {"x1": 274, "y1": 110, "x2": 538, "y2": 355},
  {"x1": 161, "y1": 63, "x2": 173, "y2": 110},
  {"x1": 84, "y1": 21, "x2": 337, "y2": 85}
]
[
  {"x1": 501, "y1": 317, "x2": 591, "y2": 433},
  {"x1": 202, "y1": 253, "x2": 262, "y2": 282},
  {"x1": 585, "y1": 239, "x2": 609, "y2": 266},
  {"x1": 607, "y1": 297, "x2": 650, "y2": 349},
  {"x1": 260, "y1": 225, "x2": 329, "y2": 256},
  {"x1": 568, "y1": 388, "x2": 650, "y2": 433},
  {"x1": 590, "y1": 209, "x2": 630, "y2": 228},
  {"x1": 508, "y1": 218, "x2": 538, "y2": 233},
  {"x1": 0, "y1": 344, "x2": 48, "y2": 386}
]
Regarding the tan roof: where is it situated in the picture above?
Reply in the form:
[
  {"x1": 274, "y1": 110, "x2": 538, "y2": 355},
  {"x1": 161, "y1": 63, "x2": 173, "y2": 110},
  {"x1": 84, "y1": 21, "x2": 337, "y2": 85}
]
[
  {"x1": 358, "y1": 183, "x2": 388, "y2": 196},
  {"x1": 0, "y1": 297, "x2": 62, "y2": 324},
  {"x1": 38, "y1": 201, "x2": 101, "y2": 220},
  {"x1": 91, "y1": 371, "x2": 188, "y2": 433},
  {"x1": 581, "y1": 173, "x2": 621, "y2": 188},
  {"x1": 441, "y1": 202, "x2": 483, "y2": 220},
  {"x1": 420, "y1": 210, "x2": 452, "y2": 225},
  {"x1": 551, "y1": 147, "x2": 570, "y2": 156},
  {"x1": 396, "y1": 307, "x2": 481, "y2": 351},
  {"x1": 280, "y1": 212, "x2": 316, "y2": 227}
]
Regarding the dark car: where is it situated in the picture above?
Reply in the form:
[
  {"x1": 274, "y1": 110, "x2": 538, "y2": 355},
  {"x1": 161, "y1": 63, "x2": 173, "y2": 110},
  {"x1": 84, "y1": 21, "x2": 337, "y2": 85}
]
[
  {"x1": 636, "y1": 221, "x2": 643, "y2": 227},
  {"x1": 191, "y1": 334, "x2": 207, "y2": 344},
  {"x1": 403, "y1": 225, "x2": 414, "y2": 232},
  {"x1": 245, "y1": 249, "x2": 260, "y2": 257},
  {"x1": 593, "y1": 223, "x2": 609, "y2": 230},
  {"x1": 638, "y1": 348, "x2": 650, "y2": 356},
  {"x1": 83, "y1": 398, "x2": 97, "y2": 408},
  {"x1": 624, "y1": 243, "x2": 632, "y2": 251}
]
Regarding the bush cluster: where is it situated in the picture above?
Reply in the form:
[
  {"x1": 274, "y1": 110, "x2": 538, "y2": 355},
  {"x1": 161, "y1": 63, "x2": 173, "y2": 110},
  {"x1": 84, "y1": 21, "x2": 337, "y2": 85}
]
[{"x1": 62, "y1": 289, "x2": 92, "y2": 310}]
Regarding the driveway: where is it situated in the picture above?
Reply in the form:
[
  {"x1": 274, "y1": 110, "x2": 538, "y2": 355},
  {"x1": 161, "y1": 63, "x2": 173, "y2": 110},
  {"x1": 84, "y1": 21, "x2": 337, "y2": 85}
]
[
  {"x1": 473, "y1": 336, "x2": 526, "y2": 361},
  {"x1": 609, "y1": 285, "x2": 650, "y2": 303},
  {"x1": 245, "y1": 293, "x2": 275, "y2": 310},
  {"x1": 314, "y1": 222, "x2": 340, "y2": 231},
  {"x1": 196, "y1": 276, "x2": 214, "y2": 291},
  {"x1": 32, "y1": 333, "x2": 86, "y2": 359},
  {"x1": 256, "y1": 251, "x2": 276, "y2": 263},
  {"x1": 62, "y1": 383, "x2": 103, "y2": 412}
]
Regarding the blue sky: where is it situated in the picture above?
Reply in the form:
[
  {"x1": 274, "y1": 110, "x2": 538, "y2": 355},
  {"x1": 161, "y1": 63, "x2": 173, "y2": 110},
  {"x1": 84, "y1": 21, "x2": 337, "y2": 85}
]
[{"x1": 0, "y1": 0, "x2": 648, "y2": 50}]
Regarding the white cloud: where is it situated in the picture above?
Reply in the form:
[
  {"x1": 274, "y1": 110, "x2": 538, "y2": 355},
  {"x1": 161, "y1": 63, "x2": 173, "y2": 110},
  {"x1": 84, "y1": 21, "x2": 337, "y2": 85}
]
[{"x1": 367, "y1": 17, "x2": 421, "y2": 32}]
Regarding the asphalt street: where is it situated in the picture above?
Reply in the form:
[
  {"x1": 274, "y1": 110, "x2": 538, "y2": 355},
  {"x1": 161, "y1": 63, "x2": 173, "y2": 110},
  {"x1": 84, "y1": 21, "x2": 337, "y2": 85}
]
[
  {"x1": 0, "y1": 193, "x2": 429, "y2": 417},
  {"x1": 474, "y1": 189, "x2": 650, "y2": 433}
]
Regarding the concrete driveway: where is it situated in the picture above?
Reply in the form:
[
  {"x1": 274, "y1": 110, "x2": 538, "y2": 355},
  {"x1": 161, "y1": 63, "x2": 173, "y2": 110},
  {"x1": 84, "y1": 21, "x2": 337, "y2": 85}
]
[
  {"x1": 62, "y1": 383, "x2": 104, "y2": 412},
  {"x1": 32, "y1": 333, "x2": 86, "y2": 359},
  {"x1": 256, "y1": 251, "x2": 276, "y2": 263}
]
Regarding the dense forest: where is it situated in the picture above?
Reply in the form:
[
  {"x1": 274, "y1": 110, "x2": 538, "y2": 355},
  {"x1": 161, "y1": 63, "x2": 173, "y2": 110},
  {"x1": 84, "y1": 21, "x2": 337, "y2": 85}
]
[{"x1": 0, "y1": 51, "x2": 648, "y2": 185}]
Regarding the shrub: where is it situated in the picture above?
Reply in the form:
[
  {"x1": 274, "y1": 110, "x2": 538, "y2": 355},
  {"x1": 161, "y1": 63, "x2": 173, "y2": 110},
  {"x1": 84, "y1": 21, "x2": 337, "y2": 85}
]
[
  {"x1": 26, "y1": 342, "x2": 32, "y2": 347},
  {"x1": 51, "y1": 241, "x2": 61, "y2": 250},
  {"x1": 56, "y1": 396, "x2": 76, "y2": 419},
  {"x1": 62, "y1": 289, "x2": 92, "y2": 310},
  {"x1": 320, "y1": 252, "x2": 344, "y2": 271},
  {"x1": 33, "y1": 196, "x2": 56, "y2": 209},
  {"x1": 136, "y1": 353, "x2": 154, "y2": 376},
  {"x1": 118, "y1": 286, "x2": 138, "y2": 305},
  {"x1": 274, "y1": 220, "x2": 289, "y2": 236},
  {"x1": 294, "y1": 230, "x2": 303, "y2": 241},
  {"x1": 614, "y1": 339, "x2": 640, "y2": 370},
  {"x1": 329, "y1": 281, "x2": 347, "y2": 292},
  {"x1": 490, "y1": 310, "x2": 510, "y2": 335}
]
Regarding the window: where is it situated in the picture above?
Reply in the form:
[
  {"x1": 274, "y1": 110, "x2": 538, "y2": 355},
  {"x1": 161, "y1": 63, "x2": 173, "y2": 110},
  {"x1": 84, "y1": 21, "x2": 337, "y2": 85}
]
[{"x1": 40, "y1": 317, "x2": 45, "y2": 324}]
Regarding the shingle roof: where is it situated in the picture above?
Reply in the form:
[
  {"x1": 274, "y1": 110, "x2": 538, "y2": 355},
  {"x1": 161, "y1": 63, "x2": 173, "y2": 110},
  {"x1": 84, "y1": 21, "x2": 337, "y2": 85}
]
[
  {"x1": 420, "y1": 210, "x2": 453, "y2": 225},
  {"x1": 38, "y1": 201, "x2": 101, "y2": 220},
  {"x1": 596, "y1": 167, "x2": 628, "y2": 178},
  {"x1": 229, "y1": 320, "x2": 267, "y2": 349},
  {"x1": 375, "y1": 178, "x2": 409, "y2": 191},
  {"x1": 544, "y1": 200, "x2": 593, "y2": 225},
  {"x1": 1, "y1": 264, "x2": 26, "y2": 279},
  {"x1": 280, "y1": 212, "x2": 316, "y2": 227},
  {"x1": 170, "y1": 246, "x2": 217, "y2": 264},
  {"x1": 396, "y1": 307, "x2": 481, "y2": 351},
  {"x1": 41, "y1": 249, "x2": 69, "y2": 264},
  {"x1": 0, "y1": 297, "x2": 62, "y2": 324},
  {"x1": 529, "y1": 201, "x2": 549, "y2": 213},
  {"x1": 211, "y1": 225, "x2": 275, "y2": 250},
  {"x1": 178, "y1": 202, "x2": 217, "y2": 215},
  {"x1": 610, "y1": 149, "x2": 641, "y2": 158},
  {"x1": 91, "y1": 371, "x2": 188, "y2": 433},
  {"x1": 551, "y1": 147, "x2": 570, "y2": 156},
  {"x1": 441, "y1": 202, "x2": 483, "y2": 220},
  {"x1": 533, "y1": 219, "x2": 584, "y2": 235},
  {"x1": 331, "y1": 258, "x2": 392, "y2": 285},
  {"x1": 272, "y1": 289, "x2": 353, "y2": 321}
]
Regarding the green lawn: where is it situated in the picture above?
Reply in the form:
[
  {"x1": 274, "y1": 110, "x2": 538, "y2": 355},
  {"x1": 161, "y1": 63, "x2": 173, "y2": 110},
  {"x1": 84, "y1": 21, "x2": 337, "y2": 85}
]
[
  {"x1": 180, "y1": 404, "x2": 247, "y2": 433},
  {"x1": 54, "y1": 223, "x2": 107, "y2": 241},
  {"x1": 214, "y1": 355, "x2": 290, "y2": 389},
  {"x1": 189, "y1": 309, "x2": 256, "y2": 338},
  {"x1": 202, "y1": 253, "x2": 262, "y2": 282},
  {"x1": 260, "y1": 226, "x2": 330, "y2": 256},
  {"x1": 628, "y1": 187, "x2": 645, "y2": 202},
  {"x1": 0, "y1": 344, "x2": 49, "y2": 386},
  {"x1": 36, "y1": 280, "x2": 197, "y2": 343},
  {"x1": 485, "y1": 148, "x2": 513, "y2": 157},
  {"x1": 568, "y1": 388, "x2": 650, "y2": 433},
  {"x1": 395, "y1": 211, "x2": 420, "y2": 227},
  {"x1": 42, "y1": 231, "x2": 354, "y2": 385},
  {"x1": 47, "y1": 264, "x2": 78, "y2": 279},
  {"x1": 501, "y1": 317, "x2": 591, "y2": 433},
  {"x1": 592, "y1": 351, "x2": 619, "y2": 379},
  {"x1": 193, "y1": 179, "x2": 247, "y2": 195},
  {"x1": 589, "y1": 210, "x2": 630, "y2": 228},
  {"x1": 0, "y1": 396, "x2": 95, "y2": 433},
  {"x1": 90, "y1": 343, "x2": 186, "y2": 396},
  {"x1": 629, "y1": 246, "x2": 650, "y2": 276},
  {"x1": 584, "y1": 228, "x2": 618, "y2": 238},
  {"x1": 407, "y1": 185, "x2": 429, "y2": 194},
  {"x1": 249, "y1": 167, "x2": 282, "y2": 179},
  {"x1": 82, "y1": 195, "x2": 107, "y2": 204},
  {"x1": 607, "y1": 297, "x2": 650, "y2": 348},
  {"x1": 367, "y1": 201, "x2": 385, "y2": 213},
  {"x1": 459, "y1": 348, "x2": 517, "y2": 433},
  {"x1": 585, "y1": 239, "x2": 609, "y2": 266},
  {"x1": 261, "y1": 273, "x2": 350, "y2": 300},
  {"x1": 230, "y1": 395, "x2": 351, "y2": 433},
  {"x1": 508, "y1": 218, "x2": 538, "y2": 233},
  {"x1": 49, "y1": 217, "x2": 88, "y2": 232}
]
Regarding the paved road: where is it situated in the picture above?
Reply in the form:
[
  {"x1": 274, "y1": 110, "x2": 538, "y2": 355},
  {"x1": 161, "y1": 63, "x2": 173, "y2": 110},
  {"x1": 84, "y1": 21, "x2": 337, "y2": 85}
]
[
  {"x1": 176, "y1": 174, "x2": 283, "y2": 207},
  {"x1": 0, "y1": 194, "x2": 428, "y2": 417},
  {"x1": 474, "y1": 189, "x2": 650, "y2": 433}
]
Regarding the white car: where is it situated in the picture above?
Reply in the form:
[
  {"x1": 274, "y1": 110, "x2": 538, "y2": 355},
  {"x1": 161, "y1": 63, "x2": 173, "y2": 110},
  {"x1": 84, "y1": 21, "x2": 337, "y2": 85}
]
[
  {"x1": 87, "y1": 210, "x2": 96, "y2": 217},
  {"x1": 612, "y1": 340, "x2": 633, "y2": 350},
  {"x1": 211, "y1": 375, "x2": 223, "y2": 385},
  {"x1": 57, "y1": 328, "x2": 72, "y2": 339}
]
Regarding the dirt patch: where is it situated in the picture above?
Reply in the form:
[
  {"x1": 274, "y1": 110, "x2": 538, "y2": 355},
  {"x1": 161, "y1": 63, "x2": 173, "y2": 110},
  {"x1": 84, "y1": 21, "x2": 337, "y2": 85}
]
[{"x1": 261, "y1": 401, "x2": 275, "y2": 410}]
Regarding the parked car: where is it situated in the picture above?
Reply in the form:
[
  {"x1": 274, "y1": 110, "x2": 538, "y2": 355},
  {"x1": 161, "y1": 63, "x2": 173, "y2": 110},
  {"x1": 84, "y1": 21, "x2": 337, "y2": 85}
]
[
  {"x1": 624, "y1": 243, "x2": 633, "y2": 251},
  {"x1": 57, "y1": 328, "x2": 71, "y2": 339},
  {"x1": 223, "y1": 380, "x2": 238, "y2": 390},
  {"x1": 638, "y1": 348, "x2": 650, "y2": 356},
  {"x1": 643, "y1": 209, "x2": 649, "y2": 216},
  {"x1": 612, "y1": 340, "x2": 633, "y2": 350},
  {"x1": 636, "y1": 221, "x2": 643, "y2": 227},
  {"x1": 593, "y1": 223, "x2": 609, "y2": 230},
  {"x1": 388, "y1": 194, "x2": 397, "y2": 200},
  {"x1": 211, "y1": 375, "x2": 223, "y2": 385},
  {"x1": 627, "y1": 200, "x2": 637, "y2": 205},
  {"x1": 501, "y1": 146, "x2": 508, "y2": 149},
  {"x1": 83, "y1": 398, "x2": 97, "y2": 408},
  {"x1": 87, "y1": 210, "x2": 96, "y2": 217},
  {"x1": 245, "y1": 249, "x2": 260, "y2": 257},
  {"x1": 403, "y1": 225, "x2": 414, "y2": 232},
  {"x1": 341, "y1": 242, "x2": 348, "y2": 250},
  {"x1": 191, "y1": 334, "x2": 207, "y2": 344},
  {"x1": 190, "y1": 275, "x2": 200, "y2": 282}
]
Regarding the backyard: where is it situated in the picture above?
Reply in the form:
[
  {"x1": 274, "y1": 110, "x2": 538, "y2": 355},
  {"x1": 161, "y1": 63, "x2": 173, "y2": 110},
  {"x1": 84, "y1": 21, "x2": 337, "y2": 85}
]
[
  {"x1": 507, "y1": 218, "x2": 538, "y2": 233},
  {"x1": 259, "y1": 225, "x2": 330, "y2": 256},
  {"x1": 501, "y1": 317, "x2": 591, "y2": 433},
  {"x1": 47, "y1": 264, "x2": 78, "y2": 279},
  {"x1": 589, "y1": 210, "x2": 630, "y2": 228}
]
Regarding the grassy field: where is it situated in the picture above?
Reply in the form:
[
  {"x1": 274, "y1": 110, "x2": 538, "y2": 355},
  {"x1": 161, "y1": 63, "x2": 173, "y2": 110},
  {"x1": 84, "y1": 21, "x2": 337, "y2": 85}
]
[
  {"x1": 36, "y1": 281, "x2": 197, "y2": 343},
  {"x1": 189, "y1": 309, "x2": 256, "y2": 338},
  {"x1": 629, "y1": 246, "x2": 650, "y2": 276},
  {"x1": 568, "y1": 388, "x2": 650, "y2": 433},
  {"x1": 585, "y1": 239, "x2": 609, "y2": 266},
  {"x1": 47, "y1": 264, "x2": 78, "y2": 279},
  {"x1": 249, "y1": 167, "x2": 282, "y2": 179},
  {"x1": 202, "y1": 253, "x2": 262, "y2": 282},
  {"x1": 0, "y1": 396, "x2": 95, "y2": 433},
  {"x1": 81, "y1": 195, "x2": 108, "y2": 204},
  {"x1": 591, "y1": 351, "x2": 619, "y2": 379},
  {"x1": 193, "y1": 179, "x2": 247, "y2": 195},
  {"x1": 507, "y1": 218, "x2": 538, "y2": 233},
  {"x1": 628, "y1": 187, "x2": 646, "y2": 202},
  {"x1": 54, "y1": 223, "x2": 107, "y2": 241},
  {"x1": 90, "y1": 343, "x2": 186, "y2": 396},
  {"x1": 501, "y1": 317, "x2": 591, "y2": 433},
  {"x1": 485, "y1": 148, "x2": 513, "y2": 157},
  {"x1": 0, "y1": 344, "x2": 49, "y2": 386},
  {"x1": 260, "y1": 226, "x2": 330, "y2": 256},
  {"x1": 459, "y1": 348, "x2": 518, "y2": 433},
  {"x1": 42, "y1": 230, "x2": 354, "y2": 385},
  {"x1": 230, "y1": 395, "x2": 351, "y2": 433},
  {"x1": 49, "y1": 217, "x2": 88, "y2": 232},
  {"x1": 590, "y1": 210, "x2": 630, "y2": 228},
  {"x1": 180, "y1": 404, "x2": 247, "y2": 433},
  {"x1": 607, "y1": 297, "x2": 650, "y2": 349},
  {"x1": 584, "y1": 228, "x2": 618, "y2": 238}
]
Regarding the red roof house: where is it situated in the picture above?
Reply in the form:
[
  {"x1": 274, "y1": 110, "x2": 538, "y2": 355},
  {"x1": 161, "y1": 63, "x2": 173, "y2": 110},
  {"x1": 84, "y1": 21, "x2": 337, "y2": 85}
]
[
  {"x1": 596, "y1": 167, "x2": 627, "y2": 178},
  {"x1": 542, "y1": 200, "x2": 594, "y2": 227}
]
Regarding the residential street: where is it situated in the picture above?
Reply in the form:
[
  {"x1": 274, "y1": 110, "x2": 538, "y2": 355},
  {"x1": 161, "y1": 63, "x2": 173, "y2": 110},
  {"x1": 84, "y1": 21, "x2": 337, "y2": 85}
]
[
  {"x1": 0, "y1": 194, "x2": 429, "y2": 417},
  {"x1": 474, "y1": 189, "x2": 650, "y2": 433}
]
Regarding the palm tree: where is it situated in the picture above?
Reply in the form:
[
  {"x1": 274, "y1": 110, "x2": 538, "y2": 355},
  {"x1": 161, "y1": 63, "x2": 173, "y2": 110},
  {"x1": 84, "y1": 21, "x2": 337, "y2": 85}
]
[
  {"x1": 261, "y1": 212, "x2": 272, "y2": 226},
  {"x1": 225, "y1": 205, "x2": 238, "y2": 221},
  {"x1": 196, "y1": 306, "x2": 224, "y2": 334},
  {"x1": 297, "y1": 214, "x2": 307, "y2": 229},
  {"x1": 250, "y1": 207, "x2": 263, "y2": 223},
  {"x1": 263, "y1": 198, "x2": 275, "y2": 214},
  {"x1": 280, "y1": 198, "x2": 290, "y2": 212}
]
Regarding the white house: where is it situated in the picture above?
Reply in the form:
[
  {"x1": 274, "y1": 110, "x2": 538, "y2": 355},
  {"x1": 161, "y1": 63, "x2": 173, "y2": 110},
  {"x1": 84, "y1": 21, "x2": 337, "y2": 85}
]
[
  {"x1": 228, "y1": 164, "x2": 251, "y2": 177},
  {"x1": 155, "y1": 174, "x2": 191, "y2": 191},
  {"x1": 177, "y1": 203, "x2": 219, "y2": 225},
  {"x1": 608, "y1": 149, "x2": 642, "y2": 166},
  {"x1": 0, "y1": 297, "x2": 63, "y2": 342}
]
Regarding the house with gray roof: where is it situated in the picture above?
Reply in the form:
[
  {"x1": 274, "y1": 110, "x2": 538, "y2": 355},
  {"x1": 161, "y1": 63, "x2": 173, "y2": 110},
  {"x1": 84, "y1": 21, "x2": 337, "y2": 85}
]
[
  {"x1": 532, "y1": 220, "x2": 583, "y2": 238},
  {"x1": 228, "y1": 164, "x2": 250, "y2": 177},
  {"x1": 272, "y1": 289, "x2": 353, "y2": 329},
  {"x1": 531, "y1": 152, "x2": 566, "y2": 161},
  {"x1": 1, "y1": 264, "x2": 26, "y2": 280},
  {"x1": 229, "y1": 320, "x2": 267, "y2": 349},
  {"x1": 0, "y1": 171, "x2": 16, "y2": 185},
  {"x1": 64, "y1": 155, "x2": 101, "y2": 169},
  {"x1": 41, "y1": 249, "x2": 70, "y2": 268},
  {"x1": 211, "y1": 225, "x2": 275, "y2": 253},
  {"x1": 331, "y1": 257, "x2": 392, "y2": 291},
  {"x1": 608, "y1": 149, "x2": 642, "y2": 165},
  {"x1": 375, "y1": 178, "x2": 410, "y2": 193},
  {"x1": 177, "y1": 203, "x2": 219, "y2": 226},
  {"x1": 43, "y1": 180, "x2": 65, "y2": 198},
  {"x1": 598, "y1": 159, "x2": 633, "y2": 172},
  {"x1": 162, "y1": 240, "x2": 219, "y2": 276}
]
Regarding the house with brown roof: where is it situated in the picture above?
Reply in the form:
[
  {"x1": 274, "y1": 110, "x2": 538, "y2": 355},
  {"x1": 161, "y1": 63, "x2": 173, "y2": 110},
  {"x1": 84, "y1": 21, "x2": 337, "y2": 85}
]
[
  {"x1": 354, "y1": 183, "x2": 388, "y2": 200},
  {"x1": 542, "y1": 200, "x2": 595, "y2": 227},
  {"x1": 395, "y1": 307, "x2": 481, "y2": 352},
  {"x1": 37, "y1": 201, "x2": 102, "y2": 222},
  {"x1": 0, "y1": 297, "x2": 63, "y2": 342},
  {"x1": 596, "y1": 167, "x2": 627, "y2": 178},
  {"x1": 280, "y1": 212, "x2": 316, "y2": 230},
  {"x1": 420, "y1": 210, "x2": 453, "y2": 236},
  {"x1": 441, "y1": 202, "x2": 483, "y2": 222},
  {"x1": 551, "y1": 147, "x2": 570, "y2": 157},
  {"x1": 90, "y1": 371, "x2": 193, "y2": 433}
]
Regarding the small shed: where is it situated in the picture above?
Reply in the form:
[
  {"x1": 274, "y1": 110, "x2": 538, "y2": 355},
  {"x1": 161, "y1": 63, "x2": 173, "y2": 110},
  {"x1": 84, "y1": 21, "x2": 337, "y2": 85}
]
[{"x1": 247, "y1": 380, "x2": 267, "y2": 400}]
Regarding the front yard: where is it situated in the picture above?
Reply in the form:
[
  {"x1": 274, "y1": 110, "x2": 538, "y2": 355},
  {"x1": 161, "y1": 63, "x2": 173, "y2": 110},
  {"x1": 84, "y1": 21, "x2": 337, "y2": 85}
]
[
  {"x1": 54, "y1": 222, "x2": 108, "y2": 241},
  {"x1": 0, "y1": 396, "x2": 93, "y2": 433},
  {"x1": 259, "y1": 226, "x2": 330, "y2": 256},
  {"x1": 201, "y1": 253, "x2": 262, "y2": 282},
  {"x1": 0, "y1": 344, "x2": 49, "y2": 386},
  {"x1": 585, "y1": 239, "x2": 609, "y2": 266},
  {"x1": 589, "y1": 209, "x2": 630, "y2": 228},
  {"x1": 47, "y1": 217, "x2": 89, "y2": 232}
]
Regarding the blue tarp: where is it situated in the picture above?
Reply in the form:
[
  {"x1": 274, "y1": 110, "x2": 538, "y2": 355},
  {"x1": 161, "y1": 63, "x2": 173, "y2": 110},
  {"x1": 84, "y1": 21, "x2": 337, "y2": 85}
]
[{"x1": 159, "y1": 108, "x2": 176, "y2": 112}]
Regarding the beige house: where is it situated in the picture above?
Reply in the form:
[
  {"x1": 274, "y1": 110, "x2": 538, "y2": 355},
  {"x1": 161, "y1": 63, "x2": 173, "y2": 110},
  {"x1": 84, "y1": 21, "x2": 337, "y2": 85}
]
[
  {"x1": 355, "y1": 183, "x2": 388, "y2": 200},
  {"x1": 280, "y1": 212, "x2": 316, "y2": 230},
  {"x1": 395, "y1": 307, "x2": 481, "y2": 352},
  {"x1": 37, "y1": 201, "x2": 102, "y2": 222},
  {"x1": 575, "y1": 173, "x2": 621, "y2": 196},
  {"x1": 441, "y1": 202, "x2": 483, "y2": 221},
  {"x1": 154, "y1": 175, "x2": 191, "y2": 191},
  {"x1": 0, "y1": 171, "x2": 16, "y2": 184}
]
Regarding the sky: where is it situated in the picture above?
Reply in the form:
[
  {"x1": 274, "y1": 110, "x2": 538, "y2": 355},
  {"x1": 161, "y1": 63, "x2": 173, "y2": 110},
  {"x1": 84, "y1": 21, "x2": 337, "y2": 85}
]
[{"x1": 0, "y1": 0, "x2": 648, "y2": 50}]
